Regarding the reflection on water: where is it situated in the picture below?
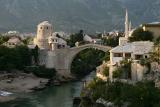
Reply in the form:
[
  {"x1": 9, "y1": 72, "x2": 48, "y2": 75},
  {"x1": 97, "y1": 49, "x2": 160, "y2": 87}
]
[{"x1": 0, "y1": 71, "x2": 95, "y2": 107}]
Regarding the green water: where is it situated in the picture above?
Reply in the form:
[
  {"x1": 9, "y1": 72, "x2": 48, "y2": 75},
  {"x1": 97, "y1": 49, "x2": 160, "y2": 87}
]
[{"x1": 0, "y1": 72, "x2": 95, "y2": 107}]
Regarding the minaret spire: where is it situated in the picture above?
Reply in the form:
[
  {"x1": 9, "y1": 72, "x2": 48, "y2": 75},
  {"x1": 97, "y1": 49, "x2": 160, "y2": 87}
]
[
  {"x1": 125, "y1": 9, "x2": 129, "y2": 38},
  {"x1": 129, "y1": 21, "x2": 132, "y2": 32}
]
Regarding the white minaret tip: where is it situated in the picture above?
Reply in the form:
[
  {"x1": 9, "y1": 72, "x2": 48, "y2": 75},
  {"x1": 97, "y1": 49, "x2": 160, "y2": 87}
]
[{"x1": 125, "y1": 9, "x2": 129, "y2": 38}]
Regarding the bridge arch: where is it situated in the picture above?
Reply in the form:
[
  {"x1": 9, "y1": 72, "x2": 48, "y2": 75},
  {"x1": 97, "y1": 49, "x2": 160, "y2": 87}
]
[
  {"x1": 45, "y1": 44, "x2": 111, "y2": 77},
  {"x1": 67, "y1": 44, "x2": 111, "y2": 75}
]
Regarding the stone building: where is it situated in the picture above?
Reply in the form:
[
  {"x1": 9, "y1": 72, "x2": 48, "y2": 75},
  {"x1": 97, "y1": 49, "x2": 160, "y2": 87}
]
[
  {"x1": 141, "y1": 22, "x2": 160, "y2": 39},
  {"x1": 109, "y1": 41, "x2": 154, "y2": 81},
  {"x1": 34, "y1": 21, "x2": 67, "y2": 50},
  {"x1": 34, "y1": 21, "x2": 53, "y2": 50}
]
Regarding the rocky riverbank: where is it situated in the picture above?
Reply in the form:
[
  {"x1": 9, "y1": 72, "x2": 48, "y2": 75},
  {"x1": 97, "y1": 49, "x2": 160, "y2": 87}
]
[{"x1": 0, "y1": 73, "x2": 49, "y2": 102}]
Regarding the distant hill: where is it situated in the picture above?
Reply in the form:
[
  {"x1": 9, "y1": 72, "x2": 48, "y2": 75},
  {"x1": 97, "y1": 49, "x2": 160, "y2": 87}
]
[{"x1": 0, "y1": 0, "x2": 159, "y2": 33}]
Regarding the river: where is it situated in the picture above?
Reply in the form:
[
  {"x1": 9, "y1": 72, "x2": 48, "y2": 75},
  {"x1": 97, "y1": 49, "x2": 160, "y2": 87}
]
[{"x1": 0, "y1": 71, "x2": 96, "y2": 107}]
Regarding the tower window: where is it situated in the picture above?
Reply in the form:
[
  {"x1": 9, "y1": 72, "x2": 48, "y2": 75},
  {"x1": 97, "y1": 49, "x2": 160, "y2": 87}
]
[
  {"x1": 145, "y1": 55, "x2": 148, "y2": 58},
  {"x1": 40, "y1": 27, "x2": 42, "y2": 29},
  {"x1": 47, "y1": 27, "x2": 48, "y2": 29}
]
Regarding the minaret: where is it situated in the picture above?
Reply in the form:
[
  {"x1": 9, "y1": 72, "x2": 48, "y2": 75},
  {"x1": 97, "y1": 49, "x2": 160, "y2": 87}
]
[
  {"x1": 129, "y1": 21, "x2": 132, "y2": 32},
  {"x1": 119, "y1": 9, "x2": 130, "y2": 46},
  {"x1": 125, "y1": 9, "x2": 129, "y2": 38}
]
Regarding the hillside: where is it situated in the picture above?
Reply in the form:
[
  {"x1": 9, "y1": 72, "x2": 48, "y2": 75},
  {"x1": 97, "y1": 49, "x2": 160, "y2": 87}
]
[{"x1": 0, "y1": 0, "x2": 159, "y2": 33}]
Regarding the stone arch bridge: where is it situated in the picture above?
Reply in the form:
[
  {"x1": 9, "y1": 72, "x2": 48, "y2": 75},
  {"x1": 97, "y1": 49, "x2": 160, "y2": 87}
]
[{"x1": 39, "y1": 44, "x2": 111, "y2": 76}]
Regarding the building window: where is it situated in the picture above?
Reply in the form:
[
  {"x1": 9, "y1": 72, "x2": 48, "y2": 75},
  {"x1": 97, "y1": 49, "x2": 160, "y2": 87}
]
[
  {"x1": 145, "y1": 55, "x2": 148, "y2": 58},
  {"x1": 125, "y1": 53, "x2": 131, "y2": 58},
  {"x1": 135, "y1": 55, "x2": 143, "y2": 60},
  {"x1": 47, "y1": 27, "x2": 48, "y2": 29},
  {"x1": 114, "y1": 53, "x2": 123, "y2": 57},
  {"x1": 40, "y1": 27, "x2": 42, "y2": 29}
]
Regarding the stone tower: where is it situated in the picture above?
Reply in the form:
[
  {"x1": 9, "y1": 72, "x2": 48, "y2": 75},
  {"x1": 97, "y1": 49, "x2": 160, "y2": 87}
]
[{"x1": 34, "y1": 21, "x2": 53, "y2": 50}]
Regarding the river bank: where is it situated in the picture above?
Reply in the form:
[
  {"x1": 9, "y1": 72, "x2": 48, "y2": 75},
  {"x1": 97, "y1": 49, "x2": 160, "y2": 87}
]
[{"x1": 0, "y1": 73, "x2": 49, "y2": 102}]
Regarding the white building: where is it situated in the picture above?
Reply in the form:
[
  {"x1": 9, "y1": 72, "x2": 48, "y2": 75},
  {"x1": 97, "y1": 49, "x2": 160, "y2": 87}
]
[
  {"x1": 3, "y1": 37, "x2": 23, "y2": 48},
  {"x1": 48, "y1": 35, "x2": 67, "y2": 50},
  {"x1": 110, "y1": 41, "x2": 154, "y2": 66},
  {"x1": 53, "y1": 31, "x2": 70, "y2": 39},
  {"x1": 83, "y1": 34, "x2": 93, "y2": 42},
  {"x1": 109, "y1": 41, "x2": 154, "y2": 81},
  {"x1": 6, "y1": 31, "x2": 20, "y2": 36}
]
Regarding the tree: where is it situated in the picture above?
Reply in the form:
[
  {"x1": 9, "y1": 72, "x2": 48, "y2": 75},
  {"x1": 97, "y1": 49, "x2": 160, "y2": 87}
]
[
  {"x1": 81, "y1": 80, "x2": 160, "y2": 107},
  {"x1": 0, "y1": 45, "x2": 32, "y2": 71},
  {"x1": 71, "y1": 49, "x2": 108, "y2": 78},
  {"x1": 112, "y1": 59, "x2": 131, "y2": 79},
  {"x1": 0, "y1": 36, "x2": 9, "y2": 45},
  {"x1": 102, "y1": 67, "x2": 109, "y2": 76},
  {"x1": 129, "y1": 28, "x2": 153, "y2": 42},
  {"x1": 102, "y1": 36, "x2": 119, "y2": 47},
  {"x1": 32, "y1": 45, "x2": 39, "y2": 65},
  {"x1": 67, "y1": 30, "x2": 84, "y2": 47},
  {"x1": 150, "y1": 44, "x2": 160, "y2": 63},
  {"x1": 22, "y1": 37, "x2": 33, "y2": 45}
]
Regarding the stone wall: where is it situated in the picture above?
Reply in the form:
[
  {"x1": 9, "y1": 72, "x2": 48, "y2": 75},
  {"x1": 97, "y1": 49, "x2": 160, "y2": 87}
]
[
  {"x1": 131, "y1": 62, "x2": 148, "y2": 81},
  {"x1": 96, "y1": 61, "x2": 109, "y2": 81}
]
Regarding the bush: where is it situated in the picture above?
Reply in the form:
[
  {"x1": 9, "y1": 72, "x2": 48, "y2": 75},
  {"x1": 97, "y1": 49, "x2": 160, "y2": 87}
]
[
  {"x1": 129, "y1": 28, "x2": 153, "y2": 42},
  {"x1": 102, "y1": 36, "x2": 119, "y2": 47},
  {"x1": 102, "y1": 67, "x2": 109, "y2": 76},
  {"x1": 0, "y1": 45, "x2": 32, "y2": 71},
  {"x1": 112, "y1": 68, "x2": 122, "y2": 78},
  {"x1": 112, "y1": 60, "x2": 132, "y2": 79},
  {"x1": 81, "y1": 80, "x2": 160, "y2": 107},
  {"x1": 25, "y1": 66, "x2": 56, "y2": 78}
]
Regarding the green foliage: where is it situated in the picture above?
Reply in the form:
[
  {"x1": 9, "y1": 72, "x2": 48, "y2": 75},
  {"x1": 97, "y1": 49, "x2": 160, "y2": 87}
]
[
  {"x1": 102, "y1": 51, "x2": 110, "y2": 61},
  {"x1": 31, "y1": 45, "x2": 39, "y2": 65},
  {"x1": 81, "y1": 80, "x2": 160, "y2": 107},
  {"x1": 0, "y1": 45, "x2": 32, "y2": 71},
  {"x1": 154, "y1": 36, "x2": 160, "y2": 45},
  {"x1": 0, "y1": 36, "x2": 9, "y2": 45},
  {"x1": 102, "y1": 36, "x2": 119, "y2": 47},
  {"x1": 129, "y1": 28, "x2": 153, "y2": 42},
  {"x1": 150, "y1": 45, "x2": 160, "y2": 63},
  {"x1": 112, "y1": 68, "x2": 122, "y2": 78},
  {"x1": 113, "y1": 60, "x2": 131, "y2": 79},
  {"x1": 67, "y1": 30, "x2": 84, "y2": 47},
  {"x1": 25, "y1": 66, "x2": 56, "y2": 78},
  {"x1": 0, "y1": 45, "x2": 39, "y2": 72},
  {"x1": 22, "y1": 37, "x2": 33, "y2": 45},
  {"x1": 71, "y1": 49, "x2": 108, "y2": 78},
  {"x1": 102, "y1": 67, "x2": 109, "y2": 76}
]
